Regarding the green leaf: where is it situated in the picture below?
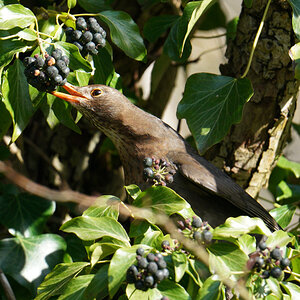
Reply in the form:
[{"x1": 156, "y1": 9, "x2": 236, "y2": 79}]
[
  {"x1": 75, "y1": 69, "x2": 90, "y2": 86},
  {"x1": 126, "y1": 284, "x2": 162, "y2": 300},
  {"x1": 93, "y1": 47, "x2": 114, "y2": 85},
  {"x1": 83, "y1": 195, "x2": 120, "y2": 219},
  {"x1": 67, "y1": 0, "x2": 77, "y2": 9},
  {"x1": 140, "y1": 230, "x2": 164, "y2": 248},
  {"x1": 55, "y1": 41, "x2": 92, "y2": 72},
  {"x1": 0, "y1": 99, "x2": 12, "y2": 139},
  {"x1": 0, "y1": 4, "x2": 35, "y2": 30},
  {"x1": 108, "y1": 245, "x2": 143, "y2": 298},
  {"x1": 172, "y1": 251, "x2": 188, "y2": 282},
  {"x1": 226, "y1": 17, "x2": 239, "y2": 40},
  {"x1": 265, "y1": 230, "x2": 293, "y2": 249},
  {"x1": 180, "y1": 0, "x2": 216, "y2": 55},
  {"x1": 288, "y1": 0, "x2": 300, "y2": 39},
  {"x1": 0, "y1": 38, "x2": 29, "y2": 69},
  {"x1": 57, "y1": 274, "x2": 94, "y2": 300},
  {"x1": 289, "y1": 42, "x2": 300, "y2": 79},
  {"x1": 129, "y1": 219, "x2": 161, "y2": 238},
  {"x1": 208, "y1": 242, "x2": 249, "y2": 280},
  {"x1": 213, "y1": 216, "x2": 272, "y2": 239},
  {"x1": 276, "y1": 156, "x2": 300, "y2": 178},
  {"x1": 133, "y1": 186, "x2": 192, "y2": 222},
  {"x1": 281, "y1": 282, "x2": 300, "y2": 299},
  {"x1": 270, "y1": 204, "x2": 296, "y2": 228},
  {"x1": 143, "y1": 15, "x2": 179, "y2": 43},
  {"x1": 83, "y1": 264, "x2": 109, "y2": 299},
  {"x1": 90, "y1": 242, "x2": 121, "y2": 266},
  {"x1": 198, "y1": 275, "x2": 222, "y2": 300},
  {"x1": 98, "y1": 10, "x2": 147, "y2": 61},
  {"x1": 0, "y1": 234, "x2": 66, "y2": 294},
  {"x1": 2, "y1": 58, "x2": 35, "y2": 141},
  {"x1": 125, "y1": 184, "x2": 142, "y2": 200},
  {"x1": 177, "y1": 73, "x2": 253, "y2": 153},
  {"x1": 236, "y1": 234, "x2": 256, "y2": 255},
  {"x1": 36, "y1": 262, "x2": 90, "y2": 300},
  {"x1": 0, "y1": 192, "x2": 55, "y2": 237},
  {"x1": 0, "y1": 27, "x2": 37, "y2": 41},
  {"x1": 60, "y1": 216, "x2": 130, "y2": 246},
  {"x1": 77, "y1": 0, "x2": 111, "y2": 12},
  {"x1": 158, "y1": 279, "x2": 191, "y2": 300}
]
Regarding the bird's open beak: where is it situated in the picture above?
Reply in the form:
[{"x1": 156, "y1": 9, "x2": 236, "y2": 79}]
[{"x1": 50, "y1": 83, "x2": 87, "y2": 104}]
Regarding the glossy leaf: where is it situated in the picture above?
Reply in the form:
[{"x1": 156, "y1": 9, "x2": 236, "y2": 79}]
[
  {"x1": 77, "y1": 0, "x2": 110, "y2": 12},
  {"x1": 177, "y1": 73, "x2": 253, "y2": 153},
  {"x1": 198, "y1": 275, "x2": 222, "y2": 300},
  {"x1": 281, "y1": 281, "x2": 300, "y2": 299},
  {"x1": 125, "y1": 184, "x2": 142, "y2": 200},
  {"x1": 83, "y1": 195, "x2": 120, "y2": 219},
  {"x1": 82, "y1": 264, "x2": 109, "y2": 299},
  {"x1": 60, "y1": 216, "x2": 130, "y2": 246},
  {"x1": 133, "y1": 186, "x2": 192, "y2": 222},
  {"x1": 93, "y1": 47, "x2": 114, "y2": 84},
  {"x1": 276, "y1": 156, "x2": 300, "y2": 178},
  {"x1": 57, "y1": 274, "x2": 94, "y2": 299},
  {"x1": 36, "y1": 262, "x2": 89, "y2": 300},
  {"x1": 0, "y1": 100, "x2": 12, "y2": 139},
  {"x1": 208, "y1": 242, "x2": 249, "y2": 280},
  {"x1": 288, "y1": 0, "x2": 300, "y2": 39},
  {"x1": 140, "y1": 230, "x2": 164, "y2": 248},
  {"x1": 158, "y1": 280, "x2": 191, "y2": 300},
  {"x1": 172, "y1": 251, "x2": 188, "y2": 282},
  {"x1": 143, "y1": 15, "x2": 179, "y2": 43},
  {"x1": 0, "y1": 234, "x2": 66, "y2": 294},
  {"x1": 108, "y1": 245, "x2": 142, "y2": 298},
  {"x1": 0, "y1": 192, "x2": 55, "y2": 237},
  {"x1": 98, "y1": 10, "x2": 147, "y2": 61},
  {"x1": 126, "y1": 284, "x2": 162, "y2": 300},
  {"x1": 0, "y1": 4, "x2": 35, "y2": 30},
  {"x1": 2, "y1": 59, "x2": 35, "y2": 141},
  {"x1": 67, "y1": 0, "x2": 76, "y2": 9},
  {"x1": 270, "y1": 204, "x2": 296, "y2": 228},
  {"x1": 180, "y1": 0, "x2": 216, "y2": 55},
  {"x1": 237, "y1": 234, "x2": 256, "y2": 255},
  {"x1": 213, "y1": 216, "x2": 272, "y2": 239},
  {"x1": 265, "y1": 230, "x2": 293, "y2": 249}
]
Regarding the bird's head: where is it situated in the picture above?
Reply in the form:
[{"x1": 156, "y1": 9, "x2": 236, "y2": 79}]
[{"x1": 51, "y1": 83, "x2": 134, "y2": 132}]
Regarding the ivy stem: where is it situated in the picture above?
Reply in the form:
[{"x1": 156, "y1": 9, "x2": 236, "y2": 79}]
[
  {"x1": 240, "y1": 0, "x2": 272, "y2": 78},
  {"x1": 34, "y1": 17, "x2": 46, "y2": 58}
]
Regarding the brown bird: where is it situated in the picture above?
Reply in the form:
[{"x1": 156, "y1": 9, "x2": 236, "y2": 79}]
[{"x1": 51, "y1": 83, "x2": 281, "y2": 231}]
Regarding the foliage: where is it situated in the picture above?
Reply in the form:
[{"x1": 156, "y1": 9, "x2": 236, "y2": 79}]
[{"x1": 0, "y1": 0, "x2": 300, "y2": 299}]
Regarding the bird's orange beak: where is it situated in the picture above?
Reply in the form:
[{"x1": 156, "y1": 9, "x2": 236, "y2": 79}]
[{"x1": 50, "y1": 83, "x2": 87, "y2": 103}]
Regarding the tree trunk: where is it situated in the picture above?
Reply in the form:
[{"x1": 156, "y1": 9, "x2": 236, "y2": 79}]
[{"x1": 207, "y1": 0, "x2": 299, "y2": 198}]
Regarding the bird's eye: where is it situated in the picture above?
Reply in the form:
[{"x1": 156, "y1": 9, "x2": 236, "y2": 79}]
[{"x1": 91, "y1": 88, "x2": 102, "y2": 97}]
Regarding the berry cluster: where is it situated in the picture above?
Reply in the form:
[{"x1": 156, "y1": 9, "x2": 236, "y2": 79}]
[
  {"x1": 143, "y1": 157, "x2": 176, "y2": 186},
  {"x1": 126, "y1": 247, "x2": 169, "y2": 291},
  {"x1": 23, "y1": 49, "x2": 70, "y2": 92},
  {"x1": 248, "y1": 242, "x2": 291, "y2": 279},
  {"x1": 178, "y1": 216, "x2": 213, "y2": 244},
  {"x1": 65, "y1": 17, "x2": 106, "y2": 56}
]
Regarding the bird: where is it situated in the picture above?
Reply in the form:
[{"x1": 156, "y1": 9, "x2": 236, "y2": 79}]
[{"x1": 51, "y1": 83, "x2": 281, "y2": 231}]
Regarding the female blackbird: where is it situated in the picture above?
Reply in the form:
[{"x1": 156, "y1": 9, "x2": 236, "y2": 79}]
[{"x1": 51, "y1": 83, "x2": 281, "y2": 231}]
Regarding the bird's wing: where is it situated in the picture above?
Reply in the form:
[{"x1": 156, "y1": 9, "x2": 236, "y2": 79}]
[{"x1": 168, "y1": 150, "x2": 280, "y2": 231}]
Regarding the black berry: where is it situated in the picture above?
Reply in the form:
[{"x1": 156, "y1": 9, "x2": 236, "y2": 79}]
[
  {"x1": 258, "y1": 241, "x2": 267, "y2": 251},
  {"x1": 157, "y1": 259, "x2": 167, "y2": 269},
  {"x1": 192, "y1": 216, "x2": 202, "y2": 228},
  {"x1": 280, "y1": 258, "x2": 290, "y2": 268},
  {"x1": 154, "y1": 270, "x2": 164, "y2": 282},
  {"x1": 82, "y1": 31, "x2": 93, "y2": 43},
  {"x1": 72, "y1": 30, "x2": 82, "y2": 41},
  {"x1": 143, "y1": 157, "x2": 153, "y2": 167},
  {"x1": 270, "y1": 267, "x2": 282, "y2": 278},
  {"x1": 46, "y1": 66, "x2": 59, "y2": 78},
  {"x1": 60, "y1": 55, "x2": 70, "y2": 65},
  {"x1": 254, "y1": 257, "x2": 264, "y2": 268},
  {"x1": 135, "y1": 280, "x2": 145, "y2": 290},
  {"x1": 165, "y1": 174, "x2": 174, "y2": 184},
  {"x1": 147, "y1": 253, "x2": 156, "y2": 262},
  {"x1": 193, "y1": 231, "x2": 202, "y2": 241},
  {"x1": 143, "y1": 167, "x2": 154, "y2": 179},
  {"x1": 73, "y1": 41, "x2": 83, "y2": 51},
  {"x1": 147, "y1": 262, "x2": 158, "y2": 274},
  {"x1": 270, "y1": 248, "x2": 282, "y2": 260},
  {"x1": 34, "y1": 56, "x2": 44, "y2": 68},
  {"x1": 161, "y1": 240, "x2": 170, "y2": 249},
  {"x1": 202, "y1": 230, "x2": 213, "y2": 243},
  {"x1": 144, "y1": 275, "x2": 154, "y2": 287},
  {"x1": 52, "y1": 49, "x2": 63, "y2": 60},
  {"x1": 136, "y1": 248, "x2": 144, "y2": 256},
  {"x1": 162, "y1": 268, "x2": 169, "y2": 279},
  {"x1": 261, "y1": 270, "x2": 270, "y2": 279},
  {"x1": 23, "y1": 57, "x2": 35, "y2": 67},
  {"x1": 76, "y1": 17, "x2": 87, "y2": 30},
  {"x1": 138, "y1": 257, "x2": 148, "y2": 269}
]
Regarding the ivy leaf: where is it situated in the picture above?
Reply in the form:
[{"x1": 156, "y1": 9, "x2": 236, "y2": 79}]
[
  {"x1": 93, "y1": 47, "x2": 114, "y2": 84},
  {"x1": 237, "y1": 234, "x2": 256, "y2": 255},
  {"x1": 280, "y1": 281, "x2": 300, "y2": 299},
  {"x1": 198, "y1": 275, "x2": 222, "y2": 300},
  {"x1": 0, "y1": 234, "x2": 66, "y2": 295},
  {"x1": 157, "y1": 280, "x2": 191, "y2": 300},
  {"x1": 143, "y1": 15, "x2": 179, "y2": 43},
  {"x1": 288, "y1": 0, "x2": 300, "y2": 39},
  {"x1": 0, "y1": 192, "x2": 55, "y2": 237},
  {"x1": 177, "y1": 73, "x2": 253, "y2": 153},
  {"x1": 265, "y1": 230, "x2": 293, "y2": 249},
  {"x1": 133, "y1": 186, "x2": 192, "y2": 222},
  {"x1": 208, "y1": 242, "x2": 249, "y2": 280},
  {"x1": 270, "y1": 204, "x2": 296, "y2": 229},
  {"x1": 126, "y1": 285, "x2": 162, "y2": 300},
  {"x1": 0, "y1": 4, "x2": 35, "y2": 30},
  {"x1": 108, "y1": 245, "x2": 143, "y2": 298},
  {"x1": 67, "y1": 0, "x2": 76, "y2": 9},
  {"x1": 172, "y1": 251, "x2": 188, "y2": 282},
  {"x1": 2, "y1": 58, "x2": 35, "y2": 141},
  {"x1": 98, "y1": 10, "x2": 147, "y2": 61},
  {"x1": 213, "y1": 216, "x2": 272, "y2": 239},
  {"x1": 140, "y1": 230, "x2": 164, "y2": 248},
  {"x1": 77, "y1": 0, "x2": 111, "y2": 12},
  {"x1": 60, "y1": 216, "x2": 130, "y2": 246},
  {"x1": 276, "y1": 156, "x2": 300, "y2": 178},
  {"x1": 36, "y1": 262, "x2": 89, "y2": 300},
  {"x1": 0, "y1": 100, "x2": 12, "y2": 139}
]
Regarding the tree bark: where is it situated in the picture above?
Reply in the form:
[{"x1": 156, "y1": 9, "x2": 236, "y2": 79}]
[{"x1": 207, "y1": 0, "x2": 299, "y2": 198}]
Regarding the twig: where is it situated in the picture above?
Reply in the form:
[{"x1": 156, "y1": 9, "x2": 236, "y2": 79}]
[{"x1": 0, "y1": 269, "x2": 16, "y2": 300}]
